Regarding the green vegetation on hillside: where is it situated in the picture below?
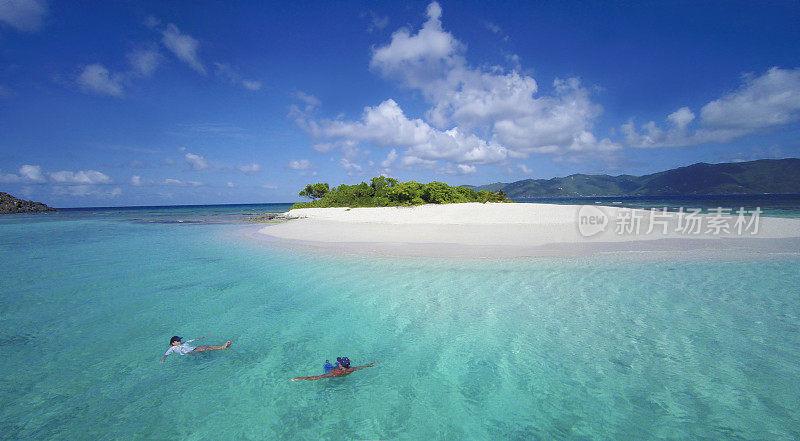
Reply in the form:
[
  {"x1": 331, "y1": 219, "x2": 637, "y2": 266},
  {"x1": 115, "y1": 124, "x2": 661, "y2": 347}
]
[
  {"x1": 0, "y1": 192, "x2": 57, "y2": 214},
  {"x1": 474, "y1": 158, "x2": 800, "y2": 198},
  {"x1": 292, "y1": 176, "x2": 511, "y2": 209}
]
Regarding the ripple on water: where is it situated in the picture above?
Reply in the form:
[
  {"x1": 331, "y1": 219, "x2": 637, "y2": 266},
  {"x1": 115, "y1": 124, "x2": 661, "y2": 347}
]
[{"x1": 1, "y1": 220, "x2": 799, "y2": 440}]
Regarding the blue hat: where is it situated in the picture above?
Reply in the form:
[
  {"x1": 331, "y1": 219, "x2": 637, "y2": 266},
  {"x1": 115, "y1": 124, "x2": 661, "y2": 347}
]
[{"x1": 337, "y1": 356, "x2": 351, "y2": 368}]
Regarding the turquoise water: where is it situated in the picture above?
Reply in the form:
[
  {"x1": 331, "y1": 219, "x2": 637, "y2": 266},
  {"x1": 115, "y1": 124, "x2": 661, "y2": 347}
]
[{"x1": 1, "y1": 208, "x2": 799, "y2": 440}]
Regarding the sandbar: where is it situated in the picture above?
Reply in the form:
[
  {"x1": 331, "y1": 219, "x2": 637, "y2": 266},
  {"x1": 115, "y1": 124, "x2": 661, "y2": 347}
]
[{"x1": 256, "y1": 203, "x2": 800, "y2": 258}]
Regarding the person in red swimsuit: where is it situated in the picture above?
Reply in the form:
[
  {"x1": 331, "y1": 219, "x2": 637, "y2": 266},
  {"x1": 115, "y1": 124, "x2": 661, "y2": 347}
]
[{"x1": 291, "y1": 357, "x2": 378, "y2": 381}]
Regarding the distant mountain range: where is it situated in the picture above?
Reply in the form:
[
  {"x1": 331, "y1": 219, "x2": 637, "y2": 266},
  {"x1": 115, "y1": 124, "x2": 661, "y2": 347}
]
[{"x1": 472, "y1": 158, "x2": 800, "y2": 198}]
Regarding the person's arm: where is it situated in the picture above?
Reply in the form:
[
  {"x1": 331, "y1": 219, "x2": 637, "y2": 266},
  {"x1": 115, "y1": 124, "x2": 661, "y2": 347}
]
[
  {"x1": 184, "y1": 334, "x2": 210, "y2": 344},
  {"x1": 351, "y1": 362, "x2": 379, "y2": 371},
  {"x1": 291, "y1": 372, "x2": 336, "y2": 381},
  {"x1": 160, "y1": 347, "x2": 174, "y2": 363}
]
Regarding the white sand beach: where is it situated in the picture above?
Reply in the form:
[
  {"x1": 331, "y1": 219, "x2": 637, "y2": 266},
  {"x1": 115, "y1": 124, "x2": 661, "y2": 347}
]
[{"x1": 257, "y1": 203, "x2": 800, "y2": 257}]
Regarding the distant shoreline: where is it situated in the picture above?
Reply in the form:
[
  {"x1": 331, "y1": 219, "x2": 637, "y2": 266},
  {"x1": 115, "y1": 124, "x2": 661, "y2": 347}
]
[
  {"x1": 28, "y1": 193, "x2": 800, "y2": 212},
  {"x1": 256, "y1": 202, "x2": 800, "y2": 258},
  {"x1": 475, "y1": 158, "x2": 800, "y2": 198},
  {"x1": 513, "y1": 193, "x2": 800, "y2": 200}
]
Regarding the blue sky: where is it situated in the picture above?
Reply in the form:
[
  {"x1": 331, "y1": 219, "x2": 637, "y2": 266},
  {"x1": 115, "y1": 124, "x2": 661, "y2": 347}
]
[{"x1": 1, "y1": 0, "x2": 799, "y2": 207}]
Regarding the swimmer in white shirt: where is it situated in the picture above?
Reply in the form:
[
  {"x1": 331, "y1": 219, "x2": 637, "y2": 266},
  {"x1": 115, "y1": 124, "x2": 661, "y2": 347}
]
[{"x1": 160, "y1": 335, "x2": 231, "y2": 363}]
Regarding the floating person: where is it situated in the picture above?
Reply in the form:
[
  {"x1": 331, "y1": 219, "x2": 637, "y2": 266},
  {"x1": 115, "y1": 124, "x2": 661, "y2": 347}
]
[
  {"x1": 160, "y1": 335, "x2": 231, "y2": 363},
  {"x1": 291, "y1": 356, "x2": 378, "y2": 381}
]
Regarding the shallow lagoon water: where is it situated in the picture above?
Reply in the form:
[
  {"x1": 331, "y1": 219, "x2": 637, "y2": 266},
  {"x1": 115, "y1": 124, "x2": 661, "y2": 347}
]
[{"x1": 1, "y1": 209, "x2": 799, "y2": 440}]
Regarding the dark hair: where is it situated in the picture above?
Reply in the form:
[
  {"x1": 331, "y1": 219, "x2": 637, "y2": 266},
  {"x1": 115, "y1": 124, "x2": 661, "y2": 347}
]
[
  {"x1": 337, "y1": 356, "x2": 351, "y2": 368},
  {"x1": 169, "y1": 336, "x2": 182, "y2": 345}
]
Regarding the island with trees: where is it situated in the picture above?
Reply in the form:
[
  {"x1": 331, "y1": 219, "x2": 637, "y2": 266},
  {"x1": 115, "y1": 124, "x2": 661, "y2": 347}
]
[
  {"x1": 0, "y1": 192, "x2": 57, "y2": 214},
  {"x1": 293, "y1": 176, "x2": 511, "y2": 209}
]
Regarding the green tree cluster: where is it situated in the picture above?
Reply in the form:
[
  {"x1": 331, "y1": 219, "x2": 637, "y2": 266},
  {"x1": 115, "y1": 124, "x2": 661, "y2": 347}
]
[
  {"x1": 298, "y1": 183, "x2": 330, "y2": 200},
  {"x1": 293, "y1": 177, "x2": 511, "y2": 209}
]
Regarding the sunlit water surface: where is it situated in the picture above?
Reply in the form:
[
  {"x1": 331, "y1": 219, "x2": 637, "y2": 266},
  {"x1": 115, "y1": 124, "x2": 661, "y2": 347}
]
[{"x1": 1, "y1": 207, "x2": 798, "y2": 440}]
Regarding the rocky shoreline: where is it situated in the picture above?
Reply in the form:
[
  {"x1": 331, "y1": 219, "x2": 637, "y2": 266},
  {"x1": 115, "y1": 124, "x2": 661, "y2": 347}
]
[
  {"x1": 243, "y1": 212, "x2": 300, "y2": 223},
  {"x1": 0, "y1": 192, "x2": 57, "y2": 214}
]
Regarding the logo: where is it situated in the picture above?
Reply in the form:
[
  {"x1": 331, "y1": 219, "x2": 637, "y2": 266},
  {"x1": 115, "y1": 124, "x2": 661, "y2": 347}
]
[{"x1": 577, "y1": 205, "x2": 609, "y2": 237}]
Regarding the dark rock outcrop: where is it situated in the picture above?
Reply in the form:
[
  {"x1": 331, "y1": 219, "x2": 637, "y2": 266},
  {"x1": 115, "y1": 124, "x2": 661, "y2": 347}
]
[
  {"x1": 243, "y1": 212, "x2": 298, "y2": 223},
  {"x1": 0, "y1": 192, "x2": 57, "y2": 214}
]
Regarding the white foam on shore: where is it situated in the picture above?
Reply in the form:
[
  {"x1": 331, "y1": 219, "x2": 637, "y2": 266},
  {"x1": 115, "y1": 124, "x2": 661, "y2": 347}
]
[{"x1": 257, "y1": 203, "x2": 800, "y2": 258}]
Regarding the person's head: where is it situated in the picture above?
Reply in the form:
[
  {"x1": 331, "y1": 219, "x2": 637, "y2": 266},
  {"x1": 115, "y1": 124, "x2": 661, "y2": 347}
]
[
  {"x1": 337, "y1": 356, "x2": 351, "y2": 368},
  {"x1": 169, "y1": 336, "x2": 182, "y2": 346}
]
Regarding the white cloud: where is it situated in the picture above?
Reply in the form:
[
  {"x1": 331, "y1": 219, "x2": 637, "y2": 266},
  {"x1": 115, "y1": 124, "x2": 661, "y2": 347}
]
[
  {"x1": 214, "y1": 62, "x2": 237, "y2": 81},
  {"x1": 339, "y1": 158, "x2": 363, "y2": 174},
  {"x1": 214, "y1": 62, "x2": 261, "y2": 90},
  {"x1": 624, "y1": 67, "x2": 800, "y2": 148},
  {"x1": 701, "y1": 67, "x2": 800, "y2": 130},
  {"x1": 0, "y1": 171, "x2": 21, "y2": 183},
  {"x1": 19, "y1": 164, "x2": 45, "y2": 182},
  {"x1": 667, "y1": 107, "x2": 695, "y2": 130},
  {"x1": 366, "y1": 11, "x2": 389, "y2": 32},
  {"x1": 381, "y1": 148, "x2": 398, "y2": 168},
  {"x1": 124, "y1": 160, "x2": 147, "y2": 168},
  {"x1": 400, "y1": 155, "x2": 437, "y2": 168},
  {"x1": 49, "y1": 170, "x2": 112, "y2": 184},
  {"x1": 306, "y1": 99, "x2": 508, "y2": 165},
  {"x1": 262, "y1": 184, "x2": 278, "y2": 190},
  {"x1": 176, "y1": 123, "x2": 247, "y2": 137},
  {"x1": 505, "y1": 54, "x2": 521, "y2": 71},
  {"x1": 226, "y1": 181, "x2": 234, "y2": 188},
  {"x1": 518, "y1": 164, "x2": 532, "y2": 174},
  {"x1": 289, "y1": 92, "x2": 322, "y2": 131},
  {"x1": 77, "y1": 64, "x2": 124, "y2": 97},
  {"x1": 439, "y1": 163, "x2": 477, "y2": 175},
  {"x1": 52, "y1": 185, "x2": 121, "y2": 197},
  {"x1": 131, "y1": 175, "x2": 205, "y2": 187},
  {"x1": 161, "y1": 23, "x2": 205, "y2": 74},
  {"x1": 237, "y1": 163, "x2": 261, "y2": 174},
  {"x1": 144, "y1": 16, "x2": 160, "y2": 29},
  {"x1": 370, "y1": 2, "x2": 463, "y2": 91},
  {"x1": 4, "y1": 165, "x2": 116, "y2": 187},
  {"x1": 295, "y1": 2, "x2": 616, "y2": 173},
  {"x1": 340, "y1": 141, "x2": 365, "y2": 160},
  {"x1": 566, "y1": 130, "x2": 620, "y2": 153},
  {"x1": 457, "y1": 164, "x2": 476, "y2": 174},
  {"x1": 0, "y1": 0, "x2": 47, "y2": 32},
  {"x1": 127, "y1": 48, "x2": 162, "y2": 78},
  {"x1": 312, "y1": 143, "x2": 335, "y2": 153},
  {"x1": 184, "y1": 152, "x2": 208, "y2": 170},
  {"x1": 19, "y1": 186, "x2": 33, "y2": 198},
  {"x1": 242, "y1": 80, "x2": 261, "y2": 91},
  {"x1": 295, "y1": 91, "x2": 321, "y2": 108},
  {"x1": 164, "y1": 178, "x2": 201, "y2": 187},
  {"x1": 369, "y1": 3, "x2": 616, "y2": 157},
  {"x1": 287, "y1": 159, "x2": 312, "y2": 170}
]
